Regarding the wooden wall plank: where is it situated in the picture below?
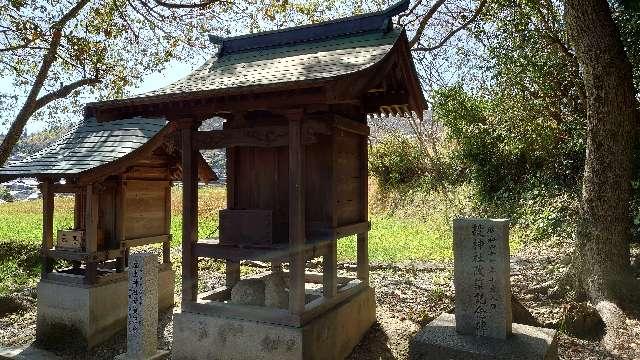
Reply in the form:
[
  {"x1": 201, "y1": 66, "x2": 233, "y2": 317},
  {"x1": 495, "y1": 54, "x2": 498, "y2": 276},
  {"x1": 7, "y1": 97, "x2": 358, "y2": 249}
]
[{"x1": 123, "y1": 181, "x2": 168, "y2": 239}]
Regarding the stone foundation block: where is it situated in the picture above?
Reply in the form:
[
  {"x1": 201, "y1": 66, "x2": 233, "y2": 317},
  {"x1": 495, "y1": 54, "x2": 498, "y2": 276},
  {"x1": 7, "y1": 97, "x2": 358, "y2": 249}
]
[
  {"x1": 172, "y1": 286, "x2": 376, "y2": 360},
  {"x1": 36, "y1": 266, "x2": 175, "y2": 349},
  {"x1": 410, "y1": 313, "x2": 558, "y2": 360}
]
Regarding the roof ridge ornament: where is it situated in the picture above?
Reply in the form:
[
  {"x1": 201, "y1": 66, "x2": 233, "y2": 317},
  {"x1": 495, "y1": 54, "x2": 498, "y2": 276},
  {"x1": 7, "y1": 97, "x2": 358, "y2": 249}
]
[{"x1": 208, "y1": 0, "x2": 409, "y2": 56}]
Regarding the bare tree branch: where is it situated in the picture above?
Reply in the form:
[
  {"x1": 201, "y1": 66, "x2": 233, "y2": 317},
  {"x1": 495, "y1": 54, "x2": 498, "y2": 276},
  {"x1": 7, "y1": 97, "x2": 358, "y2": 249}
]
[
  {"x1": 0, "y1": 0, "x2": 92, "y2": 165},
  {"x1": 543, "y1": 34, "x2": 577, "y2": 59},
  {"x1": 412, "y1": 0, "x2": 487, "y2": 52},
  {"x1": 408, "y1": 0, "x2": 447, "y2": 48},
  {"x1": 399, "y1": 0, "x2": 426, "y2": 21},
  {"x1": 0, "y1": 38, "x2": 37, "y2": 52},
  {"x1": 34, "y1": 77, "x2": 101, "y2": 112},
  {"x1": 152, "y1": 0, "x2": 220, "y2": 9},
  {"x1": 54, "y1": 0, "x2": 91, "y2": 28}
]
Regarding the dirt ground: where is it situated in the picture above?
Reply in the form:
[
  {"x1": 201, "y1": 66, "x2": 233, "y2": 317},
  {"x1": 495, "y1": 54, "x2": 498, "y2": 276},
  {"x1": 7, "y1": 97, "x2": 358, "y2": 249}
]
[{"x1": 1, "y1": 241, "x2": 639, "y2": 359}]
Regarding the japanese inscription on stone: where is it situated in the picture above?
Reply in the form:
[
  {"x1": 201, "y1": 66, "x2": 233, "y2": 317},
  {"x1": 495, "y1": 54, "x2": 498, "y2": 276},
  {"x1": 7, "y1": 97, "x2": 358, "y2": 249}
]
[
  {"x1": 453, "y1": 219, "x2": 512, "y2": 339},
  {"x1": 125, "y1": 252, "x2": 159, "y2": 358}
]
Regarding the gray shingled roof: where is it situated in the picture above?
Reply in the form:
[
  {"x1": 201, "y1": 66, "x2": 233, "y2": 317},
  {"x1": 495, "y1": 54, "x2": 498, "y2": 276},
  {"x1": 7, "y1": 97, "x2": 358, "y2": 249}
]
[
  {"x1": 138, "y1": 29, "x2": 401, "y2": 99},
  {"x1": 0, "y1": 117, "x2": 166, "y2": 179}
]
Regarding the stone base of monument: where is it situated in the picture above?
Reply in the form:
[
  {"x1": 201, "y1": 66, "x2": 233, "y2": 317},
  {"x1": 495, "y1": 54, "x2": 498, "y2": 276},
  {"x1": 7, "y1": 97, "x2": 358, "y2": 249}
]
[
  {"x1": 114, "y1": 349, "x2": 169, "y2": 360},
  {"x1": 35, "y1": 264, "x2": 175, "y2": 349},
  {"x1": 172, "y1": 286, "x2": 376, "y2": 360},
  {"x1": 410, "y1": 313, "x2": 558, "y2": 360}
]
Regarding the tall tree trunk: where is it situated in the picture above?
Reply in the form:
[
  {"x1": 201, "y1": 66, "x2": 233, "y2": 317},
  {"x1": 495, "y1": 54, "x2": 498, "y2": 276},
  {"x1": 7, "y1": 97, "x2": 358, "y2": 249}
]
[
  {"x1": 0, "y1": 0, "x2": 91, "y2": 166},
  {"x1": 565, "y1": 0, "x2": 640, "y2": 352}
]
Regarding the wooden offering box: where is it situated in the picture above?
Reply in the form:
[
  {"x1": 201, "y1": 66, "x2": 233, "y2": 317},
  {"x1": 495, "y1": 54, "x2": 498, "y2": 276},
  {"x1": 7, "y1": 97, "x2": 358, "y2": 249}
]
[
  {"x1": 56, "y1": 230, "x2": 85, "y2": 251},
  {"x1": 219, "y1": 209, "x2": 273, "y2": 246}
]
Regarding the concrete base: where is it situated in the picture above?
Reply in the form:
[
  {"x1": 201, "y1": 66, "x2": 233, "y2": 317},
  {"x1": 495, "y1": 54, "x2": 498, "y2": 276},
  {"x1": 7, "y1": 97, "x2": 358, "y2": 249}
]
[
  {"x1": 114, "y1": 350, "x2": 169, "y2": 360},
  {"x1": 172, "y1": 286, "x2": 376, "y2": 360},
  {"x1": 0, "y1": 343, "x2": 61, "y2": 359},
  {"x1": 35, "y1": 266, "x2": 175, "y2": 349},
  {"x1": 410, "y1": 313, "x2": 558, "y2": 360}
]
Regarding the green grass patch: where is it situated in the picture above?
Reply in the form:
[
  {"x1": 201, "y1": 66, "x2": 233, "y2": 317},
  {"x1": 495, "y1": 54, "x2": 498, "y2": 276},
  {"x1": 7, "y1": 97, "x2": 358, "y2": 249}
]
[
  {"x1": 0, "y1": 184, "x2": 525, "y2": 295},
  {"x1": 337, "y1": 215, "x2": 452, "y2": 262}
]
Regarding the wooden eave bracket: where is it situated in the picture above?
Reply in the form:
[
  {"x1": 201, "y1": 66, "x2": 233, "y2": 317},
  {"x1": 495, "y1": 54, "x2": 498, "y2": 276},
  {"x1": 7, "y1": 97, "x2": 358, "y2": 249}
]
[{"x1": 329, "y1": 31, "x2": 427, "y2": 120}]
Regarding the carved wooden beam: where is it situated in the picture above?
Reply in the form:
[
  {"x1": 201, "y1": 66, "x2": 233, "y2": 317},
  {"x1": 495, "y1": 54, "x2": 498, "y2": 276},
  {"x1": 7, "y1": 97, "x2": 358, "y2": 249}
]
[{"x1": 195, "y1": 120, "x2": 331, "y2": 149}]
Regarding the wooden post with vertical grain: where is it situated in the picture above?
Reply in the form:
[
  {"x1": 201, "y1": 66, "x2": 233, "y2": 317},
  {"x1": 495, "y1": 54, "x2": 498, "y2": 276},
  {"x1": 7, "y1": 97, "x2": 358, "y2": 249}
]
[
  {"x1": 84, "y1": 184, "x2": 99, "y2": 284},
  {"x1": 181, "y1": 119, "x2": 199, "y2": 304},
  {"x1": 40, "y1": 180, "x2": 54, "y2": 277},
  {"x1": 357, "y1": 127, "x2": 369, "y2": 285},
  {"x1": 287, "y1": 109, "x2": 306, "y2": 315}
]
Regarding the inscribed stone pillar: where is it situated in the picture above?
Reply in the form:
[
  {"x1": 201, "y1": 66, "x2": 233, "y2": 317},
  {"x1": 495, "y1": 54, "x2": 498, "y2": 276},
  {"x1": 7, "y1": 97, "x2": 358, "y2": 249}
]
[
  {"x1": 116, "y1": 252, "x2": 167, "y2": 360},
  {"x1": 453, "y1": 218, "x2": 512, "y2": 339}
]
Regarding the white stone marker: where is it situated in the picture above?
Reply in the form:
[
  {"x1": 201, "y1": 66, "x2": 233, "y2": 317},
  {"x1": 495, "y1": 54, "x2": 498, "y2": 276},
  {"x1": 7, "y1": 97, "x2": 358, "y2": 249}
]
[
  {"x1": 453, "y1": 218, "x2": 512, "y2": 339},
  {"x1": 115, "y1": 253, "x2": 168, "y2": 360}
]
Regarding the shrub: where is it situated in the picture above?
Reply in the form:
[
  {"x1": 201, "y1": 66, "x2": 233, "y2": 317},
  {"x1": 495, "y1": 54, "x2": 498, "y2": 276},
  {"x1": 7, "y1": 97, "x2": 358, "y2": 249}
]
[
  {"x1": 0, "y1": 186, "x2": 12, "y2": 202},
  {"x1": 369, "y1": 134, "x2": 426, "y2": 190}
]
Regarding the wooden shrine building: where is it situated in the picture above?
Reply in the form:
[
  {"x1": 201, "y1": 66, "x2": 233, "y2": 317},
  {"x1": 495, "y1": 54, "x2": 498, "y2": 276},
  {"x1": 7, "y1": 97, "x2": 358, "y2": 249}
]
[
  {"x1": 2, "y1": 0, "x2": 426, "y2": 356},
  {"x1": 0, "y1": 117, "x2": 216, "y2": 348},
  {"x1": 85, "y1": 0, "x2": 425, "y2": 358}
]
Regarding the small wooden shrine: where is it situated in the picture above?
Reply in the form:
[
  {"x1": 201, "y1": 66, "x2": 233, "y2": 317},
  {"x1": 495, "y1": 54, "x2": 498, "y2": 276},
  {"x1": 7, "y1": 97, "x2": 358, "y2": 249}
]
[
  {"x1": 86, "y1": 0, "x2": 422, "y2": 357},
  {"x1": 0, "y1": 117, "x2": 216, "y2": 347}
]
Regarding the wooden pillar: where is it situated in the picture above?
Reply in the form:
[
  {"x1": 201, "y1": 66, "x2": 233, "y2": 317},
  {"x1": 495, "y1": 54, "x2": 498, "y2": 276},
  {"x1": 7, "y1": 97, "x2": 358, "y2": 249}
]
[
  {"x1": 323, "y1": 242, "x2": 338, "y2": 298},
  {"x1": 226, "y1": 261, "x2": 240, "y2": 289},
  {"x1": 225, "y1": 144, "x2": 240, "y2": 287},
  {"x1": 74, "y1": 191, "x2": 85, "y2": 229},
  {"x1": 84, "y1": 184, "x2": 99, "y2": 284},
  {"x1": 288, "y1": 110, "x2": 306, "y2": 315},
  {"x1": 181, "y1": 120, "x2": 199, "y2": 304},
  {"x1": 115, "y1": 180, "x2": 126, "y2": 273},
  {"x1": 72, "y1": 191, "x2": 84, "y2": 269},
  {"x1": 357, "y1": 132, "x2": 369, "y2": 285},
  {"x1": 163, "y1": 184, "x2": 171, "y2": 264},
  {"x1": 40, "y1": 180, "x2": 54, "y2": 277},
  {"x1": 271, "y1": 261, "x2": 283, "y2": 273},
  {"x1": 323, "y1": 128, "x2": 338, "y2": 298},
  {"x1": 357, "y1": 233, "x2": 369, "y2": 284}
]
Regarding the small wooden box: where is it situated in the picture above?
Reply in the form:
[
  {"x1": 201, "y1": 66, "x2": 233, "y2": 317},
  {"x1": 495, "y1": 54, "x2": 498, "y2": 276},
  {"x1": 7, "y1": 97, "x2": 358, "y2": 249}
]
[
  {"x1": 57, "y1": 230, "x2": 85, "y2": 251},
  {"x1": 219, "y1": 209, "x2": 272, "y2": 246}
]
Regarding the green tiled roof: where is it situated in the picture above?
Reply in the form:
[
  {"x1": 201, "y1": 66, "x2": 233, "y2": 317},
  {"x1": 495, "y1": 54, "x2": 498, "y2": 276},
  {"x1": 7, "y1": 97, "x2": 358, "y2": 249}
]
[
  {"x1": 0, "y1": 117, "x2": 166, "y2": 179},
  {"x1": 139, "y1": 29, "x2": 402, "y2": 98}
]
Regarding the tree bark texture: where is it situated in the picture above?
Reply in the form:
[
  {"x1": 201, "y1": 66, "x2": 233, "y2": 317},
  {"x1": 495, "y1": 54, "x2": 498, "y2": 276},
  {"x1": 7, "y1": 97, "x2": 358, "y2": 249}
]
[
  {"x1": 565, "y1": 0, "x2": 640, "y2": 352},
  {"x1": 565, "y1": 0, "x2": 638, "y2": 302}
]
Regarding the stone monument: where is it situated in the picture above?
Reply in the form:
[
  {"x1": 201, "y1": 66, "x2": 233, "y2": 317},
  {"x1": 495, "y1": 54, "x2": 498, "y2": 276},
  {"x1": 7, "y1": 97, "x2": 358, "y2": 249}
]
[
  {"x1": 410, "y1": 219, "x2": 558, "y2": 359},
  {"x1": 115, "y1": 253, "x2": 168, "y2": 360}
]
